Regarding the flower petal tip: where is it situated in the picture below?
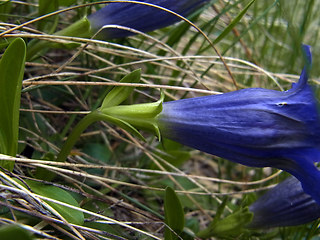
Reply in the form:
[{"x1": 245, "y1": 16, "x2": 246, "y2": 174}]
[{"x1": 302, "y1": 44, "x2": 312, "y2": 64}]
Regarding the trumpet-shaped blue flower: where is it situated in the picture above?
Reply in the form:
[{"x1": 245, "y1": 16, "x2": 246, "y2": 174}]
[
  {"x1": 88, "y1": 0, "x2": 209, "y2": 38},
  {"x1": 249, "y1": 176, "x2": 320, "y2": 228},
  {"x1": 156, "y1": 45, "x2": 320, "y2": 204}
]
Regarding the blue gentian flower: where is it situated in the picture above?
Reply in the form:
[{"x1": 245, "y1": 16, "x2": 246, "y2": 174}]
[
  {"x1": 249, "y1": 176, "x2": 320, "y2": 228},
  {"x1": 156, "y1": 45, "x2": 320, "y2": 204},
  {"x1": 88, "y1": 0, "x2": 209, "y2": 38}
]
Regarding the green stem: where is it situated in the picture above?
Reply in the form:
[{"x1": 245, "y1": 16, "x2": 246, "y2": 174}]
[{"x1": 56, "y1": 110, "x2": 103, "y2": 163}]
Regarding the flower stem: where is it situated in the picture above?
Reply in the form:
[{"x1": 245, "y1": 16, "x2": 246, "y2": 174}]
[{"x1": 56, "y1": 110, "x2": 103, "y2": 163}]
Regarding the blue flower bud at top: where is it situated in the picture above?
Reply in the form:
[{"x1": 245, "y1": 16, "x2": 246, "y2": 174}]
[
  {"x1": 249, "y1": 176, "x2": 320, "y2": 228},
  {"x1": 156, "y1": 45, "x2": 320, "y2": 204},
  {"x1": 88, "y1": 0, "x2": 209, "y2": 39}
]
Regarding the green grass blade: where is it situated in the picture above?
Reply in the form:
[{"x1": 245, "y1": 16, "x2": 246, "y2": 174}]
[
  {"x1": 213, "y1": 0, "x2": 257, "y2": 44},
  {"x1": 0, "y1": 38, "x2": 26, "y2": 171}
]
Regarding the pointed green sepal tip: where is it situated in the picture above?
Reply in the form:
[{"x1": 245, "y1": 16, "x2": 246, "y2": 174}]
[
  {"x1": 27, "y1": 17, "x2": 92, "y2": 60},
  {"x1": 55, "y1": 16, "x2": 92, "y2": 38},
  {"x1": 101, "y1": 69, "x2": 141, "y2": 109}
]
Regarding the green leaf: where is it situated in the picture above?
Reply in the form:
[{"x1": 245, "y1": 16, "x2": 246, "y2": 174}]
[
  {"x1": 101, "y1": 69, "x2": 141, "y2": 109},
  {"x1": 58, "y1": 0, "x2": 77, "y2": 6},
  {"x1": 157, "y1": 139, "x2": 191, "y2": 167},
  {"x1": 22, "y1": 180, "x2": 84, "y2": 225},
  {"x1": 213, "y1": 0, "x2": 256, "y2": 44},
  {"x1": 0, "y1": 0, "x2": 12, "y2": 22},
  {"x1": 197, "y1": 206, "x2": 253, "y2": 239},
  {"x1": 0, "y1": 38, "x2": 26, "y2": 171},
  {"x1": 34, "y1": 152, "x2": 57, "y2": 181},
  {"x1": 164, "y1": 187, "x2": 185, "y2": 240},
  {"x1": 38, "y1": 0, "x2": 59, "y2": 33},
  {"x1": 0, "y1": 224, "x2": 35, "y2": 240}
]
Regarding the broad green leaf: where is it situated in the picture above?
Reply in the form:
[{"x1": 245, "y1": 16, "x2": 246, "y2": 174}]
[
  {"x1": 82, "y1": 143, "x2": 112, "y2": 163},
  {"x1": 164, "y1": 187, "x2": 185, "y2": 240},
  {"x1": 0, "y1": 38, "x2": 26, "y2": 171},
  {"x1": 0, "y1": 224, "x2": 35, "y2": 240},
  {"x1": 101, "y1": 69, "x2": 141, "y2": 109},
  {"x1": 22, "y1": 180, "x2": 84, "y2": 225},
  {"x1": 213, "y1": 0, "x2": 256, "y2": 44}
]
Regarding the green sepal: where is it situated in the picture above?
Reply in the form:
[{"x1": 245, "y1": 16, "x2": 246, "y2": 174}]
[
  {"x1": 97, "y1": 111, "x2": 146, "y2": 142},
  {"x1": 103, "y1": 95, "x2": 163, "y2": 118},
  {"x1": 51, "y1": 16, "x2": 92, "y2": 49},
  {"x1": 101, "y1": 92, "x2": 164, "y2": 139},
  {"x1": 164, "y1": 186, "x2": 185, "y2": 240},
  {"x1": 27, "y1": 17, "x2": 92, "y2": 60},
  {"x1": 52, "y1": 16, "x2": 92, "y2": 38},
  {"x1": 101, "y1": 69, "x2": 141, "y2": 109}
]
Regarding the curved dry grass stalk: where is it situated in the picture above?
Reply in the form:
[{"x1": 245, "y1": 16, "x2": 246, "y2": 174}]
[
  {"x1": 0, "y1": 1, "x2": 237, "y2": 89},
  {"x1": 11, "y1": 33, "x2": 278, "y2": 93},
  {"x1": 0, "y1": 153, "x2": 280, "y2": 188},
  {"x1": 0, "y1": 171, "x2": 85, "y2": 240},
  {"x1": 0, "y1": 217, "x2": 60, "y2": 239}
]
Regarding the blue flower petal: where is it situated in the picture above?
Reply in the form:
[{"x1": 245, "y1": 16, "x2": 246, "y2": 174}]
[
  {"x1": 157, "y1": 45, "x2": 320, "y2": 204},
  {"x1": 88, "y1": 0, "x2": 209, "y2": 39},
  {"x1": 290, "y1": 44, "x2": 312, "y2": 92},
  {"x1": 249, "y1": 176, "x2": 320, "y2": 228}
]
